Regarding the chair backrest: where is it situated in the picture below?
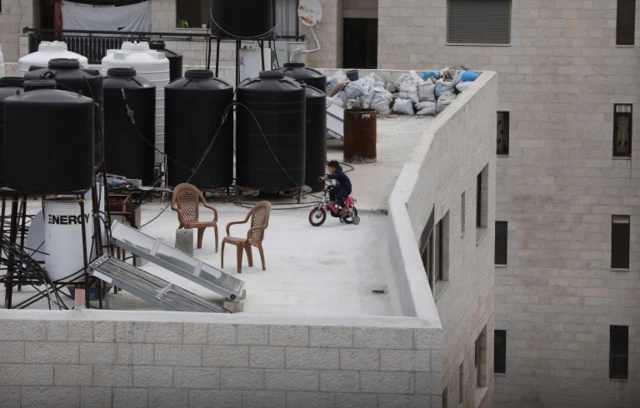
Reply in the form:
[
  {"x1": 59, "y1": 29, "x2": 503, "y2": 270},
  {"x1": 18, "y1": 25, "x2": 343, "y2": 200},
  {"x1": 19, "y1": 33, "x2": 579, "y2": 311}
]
[
  {"x1": 172, "y1": 183, "x2": 203, "y2": 224},
  {"x1": 247, "y1": 201, "x2": 271, "y2": 242}
]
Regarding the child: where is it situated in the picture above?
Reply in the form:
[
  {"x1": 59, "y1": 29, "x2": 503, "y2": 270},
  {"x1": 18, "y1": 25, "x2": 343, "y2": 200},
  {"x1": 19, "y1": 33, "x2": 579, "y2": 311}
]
[{"x1": 320, "y1": 160, "x2": 352, "y2": 216}]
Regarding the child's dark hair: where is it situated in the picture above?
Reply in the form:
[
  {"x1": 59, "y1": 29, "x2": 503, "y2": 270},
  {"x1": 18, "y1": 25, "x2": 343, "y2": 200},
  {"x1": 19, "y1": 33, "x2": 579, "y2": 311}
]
[{"x1": 327, "y1": 160, "x2": 340, "y2": 169}]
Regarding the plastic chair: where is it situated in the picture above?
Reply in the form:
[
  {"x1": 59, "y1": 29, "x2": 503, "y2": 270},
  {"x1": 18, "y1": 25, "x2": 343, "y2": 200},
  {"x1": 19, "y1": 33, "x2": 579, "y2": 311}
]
[
  {"x1": 221, "y1": 201, "x2": 271, "y2": 273},
  {"x1": 171, "y1": 183, "x2": 219, "y2": 251}
]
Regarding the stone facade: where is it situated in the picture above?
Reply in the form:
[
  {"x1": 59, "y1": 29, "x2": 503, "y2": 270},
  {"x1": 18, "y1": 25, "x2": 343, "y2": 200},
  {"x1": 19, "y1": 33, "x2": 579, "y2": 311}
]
[
  {"x1": 375, "y1": 1, "x2": 640, "y2": 407},
  {"x1": 0, "y1": 0, "x2": 37, "y2": 64}
]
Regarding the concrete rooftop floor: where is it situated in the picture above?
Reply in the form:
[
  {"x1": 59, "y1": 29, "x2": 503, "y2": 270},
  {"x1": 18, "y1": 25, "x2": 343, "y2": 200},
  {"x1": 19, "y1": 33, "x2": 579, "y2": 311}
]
[{"x1": 1, "y1": 116, "x2": 432, "y2": 316}]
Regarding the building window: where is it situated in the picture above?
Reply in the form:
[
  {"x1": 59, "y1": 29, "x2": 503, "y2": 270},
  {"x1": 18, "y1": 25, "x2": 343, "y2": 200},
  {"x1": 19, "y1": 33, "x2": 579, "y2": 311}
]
[
  {"x1": 497, "y1": 112, "x2": 509, "y2": 155},
  {"x1": 611, "y1": 215, "x2": 630, "y2": 269},
  {"x1": 447, "y1": 0, "x2": 511, "y2": 45},
  {"x1": 420, "y1": 207, "x2": 436, "y2": 289},
  {"x1": 617, "y1": 0, "x2": 636, "y2": 45},
  {"x1": 610, "y1": 326, "x2": 629, "y2": 380},
  {"x1": 275, "y1": 0, "x2": 300, "y2": 37},
  {"x1": 476, "y1": 165, "x2": 488, "y2": 230},
  {"x1": 613, "y1": 104, "x2": 632, "y2": 157},
  {"x1": 494, "y1": 330, "x2": 506, "y2": 374},
  {"x1": 459, "y1": 362, "x2": 464, "y2": 404},
  {"x1": 495, "y1": 221, "x2": 508, "y2": 265},
  {"x1": 177, "y1": 0, "x2": 211, "y2": 28},
  {"x1": 461, "y1": 191, "x2": 466, "y2": 235},
  {"x1": 443, "y1": 387, "x2": 449, "y2": 408},
  {"x1": 475, "y1": 326, "x2": 487, "y2": 388},
  {"x1": 435, "y1": 212, "x2": 449, "y2": 284}
]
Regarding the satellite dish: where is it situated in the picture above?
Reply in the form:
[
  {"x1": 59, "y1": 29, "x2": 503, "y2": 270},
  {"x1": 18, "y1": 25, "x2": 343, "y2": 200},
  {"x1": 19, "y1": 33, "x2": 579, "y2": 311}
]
[{"x1": 298, "y1": 0, "x2": 323, "y2": 27}]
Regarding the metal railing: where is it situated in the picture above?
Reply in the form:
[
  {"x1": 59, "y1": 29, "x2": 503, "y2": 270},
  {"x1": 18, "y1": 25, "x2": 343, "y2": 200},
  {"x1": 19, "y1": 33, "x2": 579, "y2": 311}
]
[{"x1": 23, "y1": 28, "x2": 305, "y2": 64}]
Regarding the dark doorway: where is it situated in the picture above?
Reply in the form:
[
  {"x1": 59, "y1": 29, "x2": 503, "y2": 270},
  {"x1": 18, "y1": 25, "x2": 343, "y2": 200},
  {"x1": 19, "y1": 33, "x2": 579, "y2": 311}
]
[{"x1": 343, "y1": 18, "x2": 378, "y2": 69}]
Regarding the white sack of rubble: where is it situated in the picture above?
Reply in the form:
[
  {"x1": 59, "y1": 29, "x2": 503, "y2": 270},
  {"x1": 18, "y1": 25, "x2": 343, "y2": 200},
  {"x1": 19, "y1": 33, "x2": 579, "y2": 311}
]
[
  {"x1": 392, "y1": 98, "x2": 414, "y2": 115},
  {"x1": 416, "y1": 101, "x2": 437, "y2": 115}
]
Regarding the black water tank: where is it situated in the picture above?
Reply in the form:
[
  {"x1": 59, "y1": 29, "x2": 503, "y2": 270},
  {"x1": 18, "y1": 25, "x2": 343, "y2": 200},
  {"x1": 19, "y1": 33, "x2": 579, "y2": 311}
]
[
  {"x1": 210, "y1": 0, "x2": 274, "y2": 39},
  {"x1": 304, "y1": 85, "x2": 327, "y2": 192},
  {"x1": 165, "y1": 70, "x2": 234, "y2": 188},
  {"x1": 103, "y1": 68, "x2": 156, "y2": 185},
  {"x1": 25, "y1": 58, "x2": 104, "y2": 163},
  {"x1": 278, "y1": 63, "x2": 327, "y2": 94},
  {"x1": 0, "y1": 80, "x2": 23, "y2": 187},
  {"x1": 24, "y1": 79, "x2": 57, "y2": 92},
  {"x1": 4, "y1": 90, "x2": 94, "y2": 192},
  {"x1": 236, "y1": 71, "x2": 305, "y2": 189},
  {"x1": 149, "y1": 41, "x2": 183, "y2": 82}
]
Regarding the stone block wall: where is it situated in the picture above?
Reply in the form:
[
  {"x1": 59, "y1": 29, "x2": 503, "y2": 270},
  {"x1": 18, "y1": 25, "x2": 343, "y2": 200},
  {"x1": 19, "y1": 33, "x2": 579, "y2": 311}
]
[
  {"x1": 343, "y1": 0, "x2": 378, "y2": 19},
  {"x1": 377, "y1": 1, "x2": 640, "y2": 407},
  {"x1": 0, "y1": 0, "x2": 37, "y2": 64},
  {"x1": 0, "y1": 312, "x2": 443, "y2": 408}
]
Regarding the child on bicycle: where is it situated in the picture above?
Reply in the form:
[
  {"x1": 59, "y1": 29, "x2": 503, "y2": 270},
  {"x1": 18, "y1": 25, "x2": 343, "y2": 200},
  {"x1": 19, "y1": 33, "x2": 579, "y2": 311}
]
[{"x1": 319, "y1": 160, "x2": 352, "y2": 217}]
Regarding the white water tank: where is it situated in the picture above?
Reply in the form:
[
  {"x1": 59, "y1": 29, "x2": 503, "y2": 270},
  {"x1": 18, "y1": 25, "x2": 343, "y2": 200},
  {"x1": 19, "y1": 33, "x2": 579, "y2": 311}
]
[
  {"x1": 18, "y1": 41, "x2": 89, "y2": 77},
  {"x1": 0, "y1": 44, "x2": 5, "y2": 78},
  {"x1": 101, "y1": 41, "x2": 170, "y2": 164}
]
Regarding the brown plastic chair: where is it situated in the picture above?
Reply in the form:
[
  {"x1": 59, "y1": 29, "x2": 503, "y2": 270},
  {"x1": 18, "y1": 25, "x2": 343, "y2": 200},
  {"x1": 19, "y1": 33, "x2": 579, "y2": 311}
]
[
  {"x1": 221, "y1": 201, "x2": 271, "y2": 273},
  {"x1": 171, "y1": 183, "x2": 219, "y2": 251}
]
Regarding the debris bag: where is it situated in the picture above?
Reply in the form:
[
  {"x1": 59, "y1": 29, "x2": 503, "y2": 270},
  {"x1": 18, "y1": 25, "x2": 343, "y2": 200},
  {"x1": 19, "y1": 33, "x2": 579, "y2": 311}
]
[
  {"x1": 370, "y1": 92, "x2": 392, "y2": 117},
  {"x1": 336, "y1": 90, "x2": 349, "y2": 106},
  {"x1": 435, "y1": 79, "x2": 456, "y2": 98},
  {"x1": 436, "y1": 93, "x2": 457, "y2": 114},
  {"x1": 418, "y1": 81, "x2": 437, "y2": 103},
  {"x1": 422, "y1": 71, "x2": 441, "y2": 80},
  {"x1": 344, "y1": 78, "x2": 372, "y2": 99},
  {"x1": 392, "y1": 98, "x2": 414, "y2": 115},
  {"x1": 327, "y1": 70, "x2": 349, "y2": 96},
  {"x1": 456, "y1": 82, "x2": 474, "y2": 93},
  {"x1": 374, "y1": 81, "x2": 385, "y2": 88},
  {"x1": 415, "y1": 101, "x2": 437, "y2": 116},
  {"x1": 394, "y1": 73, "x2": 411, "y2": 90},
  {"x1": 386, "y1": 82, "x2": 397, "y2": 93},
  {"x1": 346, "y1": 99, "x2": 363, "y2": 110},
  {"x1": 460, "y1": 70, "x2": 479, "y2": 82}
]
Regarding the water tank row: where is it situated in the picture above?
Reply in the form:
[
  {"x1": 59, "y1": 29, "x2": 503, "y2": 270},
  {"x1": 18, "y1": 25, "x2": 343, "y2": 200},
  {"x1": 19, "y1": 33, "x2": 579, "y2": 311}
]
[{"x1": 0, "y1": 61, "x2": 326, "y2": 193}]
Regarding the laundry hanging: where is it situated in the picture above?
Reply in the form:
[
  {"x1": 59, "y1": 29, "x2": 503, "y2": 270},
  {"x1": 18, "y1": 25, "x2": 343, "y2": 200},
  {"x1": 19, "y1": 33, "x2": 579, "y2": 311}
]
[{"x1": 61, "y1": 1, "x2": 152, "y2": 32}]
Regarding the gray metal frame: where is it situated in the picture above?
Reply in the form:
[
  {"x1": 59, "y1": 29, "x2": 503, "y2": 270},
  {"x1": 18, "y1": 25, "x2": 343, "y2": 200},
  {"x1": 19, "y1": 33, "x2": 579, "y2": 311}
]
[
  {"x1": 109, "y1": 220, "x2": 245, "y2": 300},
  {"x1": 89, "y1": 255, "x2": 231, "y2": 313}
]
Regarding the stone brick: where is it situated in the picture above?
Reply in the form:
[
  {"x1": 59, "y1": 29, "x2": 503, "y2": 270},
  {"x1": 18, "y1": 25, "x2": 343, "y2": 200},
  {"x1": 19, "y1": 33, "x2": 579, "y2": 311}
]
[
  {"x1": 189, "y1": 390, "x2": 241, "y2": 408},
  {"x1": 242, "y1": 391, "x2": 286, "y2": 408},
  {"x1": 320, "y1": 371, "x2": 360, "y2": 393},
  {"x1": 117, "y1": 343, "x2": 154, "y2": 365},
  {"x1": 174, "y1": 367, "x2": 221, "y2": 389},
  {"x1": 285, "y1": 347, "x2": 339, "y2": 370},
  {"x1": 133, "y1": 366, "x2": 173, "y2": 388},
  {"x1": 21, "y1": 386, "x2": 80, "y2": 408},
  {"x1": 68, "y1": 321, "x2": 94, "y2": 342},
  {"x1": 183, "y1": 323, "x2": 208, "y2": 344},
  {"x1": 0, "y1": 320, "x2": 46, "y2": 341},
  {"x1": 415, "y1": 372, "x2": 442, "y2": 394},
  {"x1": 93, "y1": 321, "x2": 116, "y2": 343},
  {"x1": 149, "y1": 388, "x2": 189, "y2": 408},
  {"x1": 353, "y1": 327, "x2": 414, "y2": 349},
  {"x1": 80, "y1": 387, "x2": 112, "y2": 408},
  {"x1": 414, "y1": 329, "x2": 444, "y2": 350},
  {"x1": 24, "y1": 342, "x2": 79, "y2": 364},
  {"x1": 202, "y1": 346, "x2": 248, "y2": 368},
  {"x1": 155, "y1": 344, "x2": 202, "y2": 366},
  {"x1": 45, "y1": 321, "x2": 68, "y2": 342},
  {"x1": 0, "y1": 386, "x2": 21, "y2": 408},
  {"x1": 145, "y1": 322, "x2": 183, "y2": 344},
  {"x1": 265, "y1": 369, "x2": 319, "y2": 391},
  {"x1": 268, "y1": 325, "x2": 309, "y2": 346},
  {"x1": 237, "y1": 325, "x2": 268, "y2": 345},
  {"x1": 80, "y1": 343, "x2": 117, "y2": 365},
  {"x1": 380, "y1": 350, "x2": 430, "y2": 371},
  {"x1": 249, "y1": 346, "x2": 285, "y2": 368},
  {"x1": 113, "y1": 388, "x2": 147, "y2": 408},
  {"x1": 378, "y1": 394, "x2": 433, "y2": 408},
  {"x1": 335, "y1": 393, "x2": 378, "y2": 408},
  {"x1": 220, "y1": 368, "x2": 264, "y2": 390},
  {"x1": 309, "y1": 326, "x2": 353, "y2": 348},
  {"x1": 54, "y1": 364, "x2": 92, "y2": 386},
  {"x1": 286, "y1": 392, "x2": 334, "y2": 408},
  {"x1": 93, "y1": 365, "x2": 133, "y2": 387},
  {"x1": 0, "y1": 364, "x2": 53, "y2": 386},
  {"x1": 208, "y1": 324, "x2": 237, "y2": 345},
  {"x1": 339, "y1": 349, "x2": 380, "y2": 370},
  {"x1": 360, "y1": 372, "x2": 415, "y2": 394},
  {"x1": 0, "y1": 342, "x2": 24, "y2": 363}
]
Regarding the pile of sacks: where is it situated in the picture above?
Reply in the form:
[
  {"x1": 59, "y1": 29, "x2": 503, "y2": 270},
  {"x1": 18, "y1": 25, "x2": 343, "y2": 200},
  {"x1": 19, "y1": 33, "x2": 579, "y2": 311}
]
[{"x1": 325, "y1": 67, "x2": 479, "y2": 117}]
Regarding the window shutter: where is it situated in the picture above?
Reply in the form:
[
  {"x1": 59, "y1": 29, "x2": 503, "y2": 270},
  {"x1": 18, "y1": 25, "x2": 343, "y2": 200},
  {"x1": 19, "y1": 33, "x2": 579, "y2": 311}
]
[
  {"x1": 495, "y1": 221, "x2": 508, "y2": 265},
  {"x1": 448, "y1": 0, "x2": 511, "y2": 44},
  {"x1": 617, "y1": 0, "x2": 636, "y2": 45}
]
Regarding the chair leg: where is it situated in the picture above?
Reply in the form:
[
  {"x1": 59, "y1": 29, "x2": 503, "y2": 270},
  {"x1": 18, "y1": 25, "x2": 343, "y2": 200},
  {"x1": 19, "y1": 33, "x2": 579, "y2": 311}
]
[
  {"x1": 221, "y1": 241, "x2": 226, "y2": 268},
  {"x1": 245, "y1": 244, "x2": 253, "y2": 267},
  {"x1": 257, "y1": 244, "x2": 266, "y2": 271},
  {"x1": 236, "y1": 244, "x2": 244, "y2": 274},
  {"x1": 197, "y1": 228, "x2": 205, "y2": 249},
  {"x1": 214, "y1": 226, "x2": 219, "y2": 253}
]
